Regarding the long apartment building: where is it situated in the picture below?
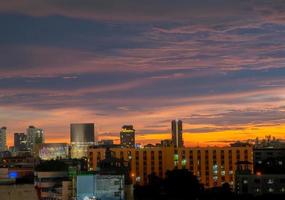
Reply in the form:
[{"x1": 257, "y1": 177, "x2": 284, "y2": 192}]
[{"x1": 88, "y1": 145, "x2": 253, "y2": 188}]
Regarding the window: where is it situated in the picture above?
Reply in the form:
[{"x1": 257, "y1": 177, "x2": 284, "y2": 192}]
[
  {"x1": 114, "y1": 191, "x2": 121, "y2": 197},
  {"x1": 268, "y1": 179, "x2": 274, "y2": 184},
  {"x1": 254, "y1": 179, "x2": 260, "y2": 184},
  {"x1": 114, "y1": 180, "x2": 120, "y2": 185}
]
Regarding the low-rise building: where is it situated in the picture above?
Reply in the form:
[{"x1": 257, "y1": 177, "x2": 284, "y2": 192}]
[
  {"x1": 0, "y1": 184, "x2": 38, "y2": 200},
  {"x1": 88, "y1": 145, "x2": 253, "y2": 188},
  {"x1": 77, "y1": 174, "x2": 124, "y2": 200},
  {"x1": 37, "y1": 143, "x2": 69, "y2": 160},
  {"x1": 235, "y1": 140, "x2": 285, "y2": 196}
]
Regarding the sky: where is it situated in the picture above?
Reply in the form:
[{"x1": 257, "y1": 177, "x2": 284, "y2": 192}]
[{"x1": 1, "y1": 0, "x2": 285, "y2": 147}]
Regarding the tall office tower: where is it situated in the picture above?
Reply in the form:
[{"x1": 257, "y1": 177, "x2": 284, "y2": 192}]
[
  {"x1": 14, "y1": 133, "x2": 28, "y2": 151},
  {"x1": 0, "y1": 127, "x2": 7, "y2": 151},
  {"x1": 70, "y1": 123, "x2": 95, "y2": 159},
  {"x1": 27, "y1": 126, "x2": 44, "y2": 152},
  {"x1": 120, "y1": 125, "x2": 135, "y2": 148},
  {"x1": 171, "y1": 120, "x2": 183, "y2": 148}
]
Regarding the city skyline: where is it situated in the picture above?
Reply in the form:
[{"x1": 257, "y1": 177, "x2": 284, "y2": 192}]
[{"x1": 1, "y1": 0, "x2": 285, "y2": 146}]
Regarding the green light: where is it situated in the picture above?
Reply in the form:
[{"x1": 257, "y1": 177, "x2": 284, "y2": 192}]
[{"x1": 174, "y1": 154, "x2": 178, "y2": 161}]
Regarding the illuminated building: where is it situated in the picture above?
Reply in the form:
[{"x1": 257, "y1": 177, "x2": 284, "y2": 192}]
[
  {"x1": 88, "y1": 145, "x2": 253, "y2": 187},
  {"x1": 26, "y1": 126, "x2": 44, "y2": 153},
  {"x1": 14, "y1": 133, "x2": 27, "y2": 152},
  {"x1": 38, "y1": 143, "x2": 69, "y2": 160},
  {"x1": 171, "y1": 120, "x2": 183, "y2": 147},
  {"x1": 120, "y1": 125, "x2": 135, "y2": 148},
  {"x1": 0, "y1": 127, "x2": 7, "y2": 152},
  {"x1": 70, "y1": 123, "x2": 95, "y2": 159}
]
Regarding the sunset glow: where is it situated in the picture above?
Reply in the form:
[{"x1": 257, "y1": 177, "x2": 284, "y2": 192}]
[{"x1": 1, "y1": 0, "x2": 285, "y2": 147}]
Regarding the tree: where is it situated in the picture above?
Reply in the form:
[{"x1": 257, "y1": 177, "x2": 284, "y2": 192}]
[{"x1": 163, "y1": 169, "x2": 202, "y2": 199}]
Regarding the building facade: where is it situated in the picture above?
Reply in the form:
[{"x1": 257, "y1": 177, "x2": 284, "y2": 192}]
[
  {"x1": 76, "y1": 174, "x2": 124, "y2": 200},
  {"x1": 70, "y1": 123, "x2": 95, "y2": 159},
  {"x1": 14, "y1": 133, "x2": 27, "y2": 152},
  {"x1": 120, "y1": 125, "x2": 135, "y2": 148},
  {"x1": 27, "y1": 126, "x2": 44, "y2": 153},
  {"x1": 171, "y1": 120, "x2": 183, "y2": 148},
  {"x1": 38, "y1": 143, "x2": 70, "y2": 160},
  {"x1": 235, "y1": 144, "x2": 285, "y2": 195},
  {"x1": 34, "y1": 171, "x2": 71, "y2": 200},
  {"x1": 88, "y1": 146, "x2": 253, "y2": 188},
  {"x1": 0, "y1": 184, "x2": 38, "y2": 200},
  {"x1": 236, "y1": 173, "x2": 285, "y2": 195},
  {"x1": 0, "y1": 127, "x2": 7, "y2": 152}
]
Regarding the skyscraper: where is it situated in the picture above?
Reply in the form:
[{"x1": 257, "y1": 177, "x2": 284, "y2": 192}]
[
  {"x1": 14, "y1": 132, "x2": 27, "y2": 151},
  {"x1": 27, "y1": 126, "x2": 44, "y2": 152},
  {"x1": 70, "y1": 123, "x2": 95, "y2": 158},
  {"x1": 120, "y1": 125, "x2": 135, "y2": 148},
  {"x1": 0, "y1": 127, "x2": 7, "y2": 151},
  {"x1": 171, "y1": 120, "x2": 183, "y2": 148}
]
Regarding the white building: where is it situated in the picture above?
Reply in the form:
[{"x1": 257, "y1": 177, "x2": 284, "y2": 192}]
[{"x1": 77, "y1": 174, "x2": 124, "y2": 200}]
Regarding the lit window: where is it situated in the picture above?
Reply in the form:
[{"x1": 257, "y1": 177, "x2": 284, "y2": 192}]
[
  {"x1": 136, "y1": 177, "x2": 141, "y2": 182},
  {"x1": 243, "y1": 180, "x2": 248, "y2": 184},
  {"x1": 269, "y1": 188, "x2": 274, "y2": 192},
  {"x1": 174, "y1": 154, "x2": 179, "y2": 161},
  {"x1": 268, "y1": 179, "x2": 274, "y2": 184}
]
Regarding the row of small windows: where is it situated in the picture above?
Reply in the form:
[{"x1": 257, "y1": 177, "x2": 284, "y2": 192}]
[{"x1": 91, "y1": 149, "x2": 250, "y2": 168}]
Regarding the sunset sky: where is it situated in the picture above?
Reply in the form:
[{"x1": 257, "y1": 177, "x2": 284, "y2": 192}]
[{"x1": 1, "y1": 0, "x2": 285, "y2": 147}]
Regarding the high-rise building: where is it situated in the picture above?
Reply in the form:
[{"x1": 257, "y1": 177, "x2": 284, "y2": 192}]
[
  {"x1": 70, "y1": 123, "x2": 95, "y2": 159},
  {"x1": 171, "y1": 120, "x2": 183, "y2": 147},
  {"x1": 14, "y1": 133, "x2": 27, "y2": 152},
  {"x1": 120, "y1": 125, "x2": 135, "y2": 148},
  {"x1": 26, "y1": 126, "x2": 44, "y2": 152},
  {"x1": 0, "y1": 127, "x2": 7, "y2": 151}
]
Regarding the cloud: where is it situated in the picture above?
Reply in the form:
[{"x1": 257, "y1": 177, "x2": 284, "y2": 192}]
[
  {"x1": 0, "y1": 0, "x2": 253, "y2": 22},
  {"x1": 187, "y1": 108, "x2": 285, "y2": 127},
  {"x1": 1, "y1": 0, "x2": 285, "y2": 145}
]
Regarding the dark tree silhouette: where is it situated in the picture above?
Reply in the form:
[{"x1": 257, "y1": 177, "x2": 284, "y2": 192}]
[{"x1": 164, "y1": 169, "x2": 202, "y2": 199}]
